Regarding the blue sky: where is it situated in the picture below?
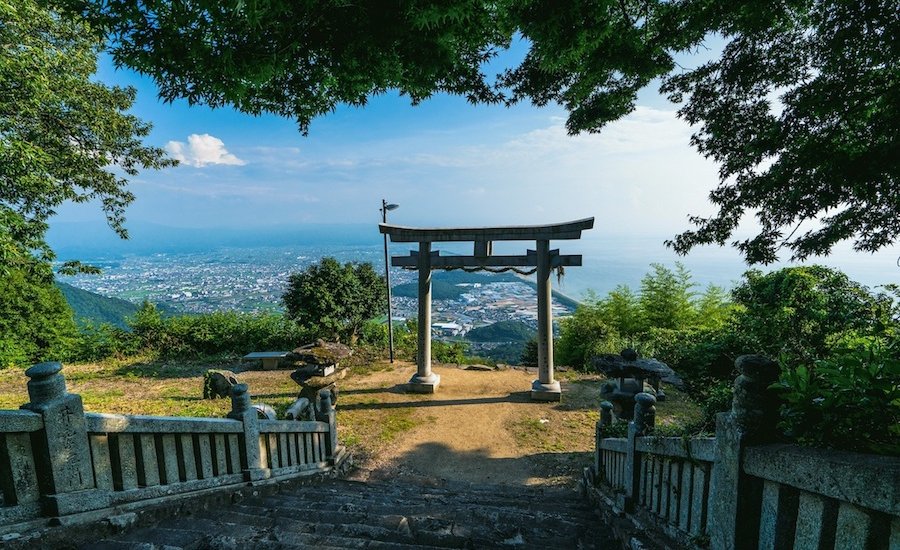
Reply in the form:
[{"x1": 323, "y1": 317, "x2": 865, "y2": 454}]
[
  {"x1": 56, "y1": 39, "x2": 730, "y2": 237},
  {"x1": 50, "y1": 38, "x2": 899, "y2": 282}
]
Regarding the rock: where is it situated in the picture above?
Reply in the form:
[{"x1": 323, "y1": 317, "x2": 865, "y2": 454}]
[
  {"x1": 290, "y1": 366, "x2": 348, "y2": 388},
  {"x1": 105, "y1": 512, "x2": 138, "y2": 532},
  {"x1": 463, "y1": 364, "x2": 494, "y2": 371},
  {"x1": 203, "y1": 370, "x2": 239, "y2": 399}
]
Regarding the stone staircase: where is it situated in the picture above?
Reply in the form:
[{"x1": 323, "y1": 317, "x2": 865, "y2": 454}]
[{"x1": 84, "y1": 478, "x2": 616, "y2": 549}]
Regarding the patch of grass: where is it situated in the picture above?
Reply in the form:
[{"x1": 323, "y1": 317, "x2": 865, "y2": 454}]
[{"x1": 378, "y1": 409, "x2": 418, "y2": 442}]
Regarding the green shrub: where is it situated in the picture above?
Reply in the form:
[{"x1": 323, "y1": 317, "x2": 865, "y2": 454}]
[
  {"x1": 774, "y1": 340, "x2": 900, "y2": 455},
  {"x1": 73, "y1": 322, "x2": 139, "y2": 361},
  {"x1": 0, "y1": 270, "x2": 79, "y2": 367},
  {"x1": 127, "y1": 302, "x2": 304, "y2": 358}
]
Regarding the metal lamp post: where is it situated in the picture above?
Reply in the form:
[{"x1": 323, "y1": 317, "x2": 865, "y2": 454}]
[{"x1": 381, "y1": 200, "x2": 399, "y2": 362}]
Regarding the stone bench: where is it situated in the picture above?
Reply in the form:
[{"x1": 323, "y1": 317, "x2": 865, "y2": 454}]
[{"x1": 242, "y1": 351, "x2": 289, "y2": 370}]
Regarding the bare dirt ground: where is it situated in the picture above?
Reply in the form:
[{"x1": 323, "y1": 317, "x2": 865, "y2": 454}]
[{"x1": 340, "y1": 363, "x2": 609, "y2": 488}]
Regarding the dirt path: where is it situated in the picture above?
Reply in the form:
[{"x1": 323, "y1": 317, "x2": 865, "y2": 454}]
[{"x1": 340, "y1": 363, "x2": 600, "y2": 488}]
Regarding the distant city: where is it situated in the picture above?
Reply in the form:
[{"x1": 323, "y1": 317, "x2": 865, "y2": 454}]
[{"x1": 60, "y1": 245, "x2": 576, "y2": 336}]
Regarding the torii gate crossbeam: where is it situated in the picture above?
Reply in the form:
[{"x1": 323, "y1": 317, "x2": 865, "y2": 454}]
[{"x1": 379, "y1": 218, "x2": 594, "y2": 401}]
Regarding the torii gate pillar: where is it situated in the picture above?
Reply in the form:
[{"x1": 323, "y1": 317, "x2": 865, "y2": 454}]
[
  {"x1": 531, "y1": 239, "x2": 561, "y2": 401},
  {"x1": 408, "y1": 241, "x2": 440, "y2": 393}
]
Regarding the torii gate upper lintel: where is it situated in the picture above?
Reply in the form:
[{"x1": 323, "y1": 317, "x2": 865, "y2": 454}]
[{"x1": 379, "y1": 217, "x2": 595, "y2": 401}]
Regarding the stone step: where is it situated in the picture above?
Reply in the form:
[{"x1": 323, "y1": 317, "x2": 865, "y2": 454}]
[
  {"x1": 282, "y1": 481, "x2": 596, "y2": 515},
  {"x1": 89, "y1": 477, "x2": 612, "y2": 550},
  {"x1": 314, "y1": 479, "x2": 584, "y2": 502},
  {"x1": 211, "y1": 501, "x2": 596, "y2": 549},
  {"x1": 244, "y1": 493, "x2": 598, "y2": 531}
]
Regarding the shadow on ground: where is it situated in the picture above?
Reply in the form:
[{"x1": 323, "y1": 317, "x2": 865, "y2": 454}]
[
  {"x1": 361, "y1": 440, "x2": 591, "y2": 488},
  {"x1": 338, "y1": 391, "x2": 533, "y2": 411}
]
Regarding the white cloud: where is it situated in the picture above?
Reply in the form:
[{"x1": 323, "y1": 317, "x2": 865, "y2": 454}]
[{"x1": 166, "y1": 134, "x2": 246, "y2": 167}]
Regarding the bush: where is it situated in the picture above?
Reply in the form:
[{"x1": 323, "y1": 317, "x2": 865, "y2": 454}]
[
  {"x1": 774, "y1": 340, "x2": 900, "y2": 455},
  {"x1": 127, "y1": 302, "x2": 304, "y2": 358},
  {"x1": 73, "y1": 322, "x2": 139, "y2": 361},
  {"x1": 555, "y1": 263, "x2": 735, "y2": 371},
  {"x1": 556, "y1": 303, "x2": 627, "y2": 368}
]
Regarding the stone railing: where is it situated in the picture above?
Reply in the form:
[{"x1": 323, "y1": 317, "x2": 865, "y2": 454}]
[
  {"x1": 0, "y1": 410, "x2": 44, "y2": 526},
  {"x1": 0, "y1": 362, "x2": 345, "y2": 531},
  {"x1": 589, "y1": 355, "x2": 900, "y2": 550}
]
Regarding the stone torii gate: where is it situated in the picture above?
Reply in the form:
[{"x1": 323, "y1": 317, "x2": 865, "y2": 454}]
[{"x1": 379, "y1": 218, "x2": 594, "y2": 401}]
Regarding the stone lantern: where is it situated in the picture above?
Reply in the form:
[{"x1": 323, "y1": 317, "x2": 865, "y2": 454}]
[{"x1": 594, "y1": 348, "x2": 682, "y2": 421}]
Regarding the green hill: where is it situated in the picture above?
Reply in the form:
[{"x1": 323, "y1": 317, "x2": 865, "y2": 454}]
[
  {"x1": 393, "y1": 280, "x2": 467, "y2": 300},
  {"x1": 56, "y1": 282, "x2": 176, "y2": 328},
  {"x1": 466, "y1": 321, "x2": 535, "y2": 342}
]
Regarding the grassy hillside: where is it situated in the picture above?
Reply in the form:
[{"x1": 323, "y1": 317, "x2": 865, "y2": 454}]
[
  {"x1": 466, "y1": 321, "x2": 535, "y2": 342},
  {"x1": 56, "y1": 282, "x2": 177, "y2": 328}
]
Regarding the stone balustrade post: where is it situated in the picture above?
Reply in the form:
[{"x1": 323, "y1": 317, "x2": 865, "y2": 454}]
[
  {"x1": 594, "y1": 401, "x2": 613, "y2": 479},
  {"x1": 227, "y1": 383, "x2": 269, "y2": 482},
  {"x1": 22, "y1": 362, "x2": 109, "y2": 516},
  {"x1": 623, "y1": 392, "x2": 656, "y2": 510},
  {"x1": 316, "y1": 390, "x2": 337, "y2": 461},
  {"x1": 708, "y1": 355, "x2": 780, "y2": 550}
]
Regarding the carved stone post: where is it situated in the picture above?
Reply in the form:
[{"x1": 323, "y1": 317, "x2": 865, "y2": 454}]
[
  {"x1": 532, "y1": 239, "x2": 561, "y2": 401},
  {"x1": 623, "y1": 392, "x2": 656, "y2": 510},
  {"x1": 409, "y1": 241, "x2": 440, "y2": 393},
  {"x1": 227, "y1": 383, "x2": 269, "y2": 482},
  {"x1": 316, "y1": 389, "x2": 337, "y2": 461},
  {"x1": 22, "y1": 362, "x2": 109, "y2": 516},
  {"x1": 594, "y1": 401, "x2": 614, "y2": 479},
  {"x1": 708, "y1": 355, "x2": 780, "y2": 550}
]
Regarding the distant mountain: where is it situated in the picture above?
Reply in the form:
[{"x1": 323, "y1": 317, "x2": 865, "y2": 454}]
[
  {"x1": 393, "y1": 270, "x2": 524, "y2": 300},
  {"x1": 466, "y1": 321, "x2": 536, "y2": 343},
  {"x1": 47, "y1": 221, "x2": 380, "y2": 259},
  {"x1": 56, "y1": 282, "x2": 177, "y2": 328}
]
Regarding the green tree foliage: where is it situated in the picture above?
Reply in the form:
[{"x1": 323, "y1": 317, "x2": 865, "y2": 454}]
[
  {"x1": 520, "y1": 338, "x2": 539, "y2": 367},
  {"x1": 282, "y1": 257, "x2": 386, "y2": 344},
  {"x1": 639, "y1": 263, "x2": 696, "y2": 331},
  {"x1": 0, "y1": 270, "x2": 79, "y2": 367},
  {"x1": 556, "y1": 302, "x2": 626, "y2": 369},
  {"x1": 556, "y1": 264, "x2": 734, "y2": 369},
  {"x1": 664, "y1": 0, "x2": 899, "y2": 263},
  {"x1": 64, "y1": 1, "x2": 898, "y2": 262},
  {"x1": 731, "y1": 266, "x2": 895, "y2": 364},
  {"x1": 597, "y1": 286, "x2": 643, "y2": 336},
  {"x1": 1, "y1": 0, "x2": 175, "y2": 277}
]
